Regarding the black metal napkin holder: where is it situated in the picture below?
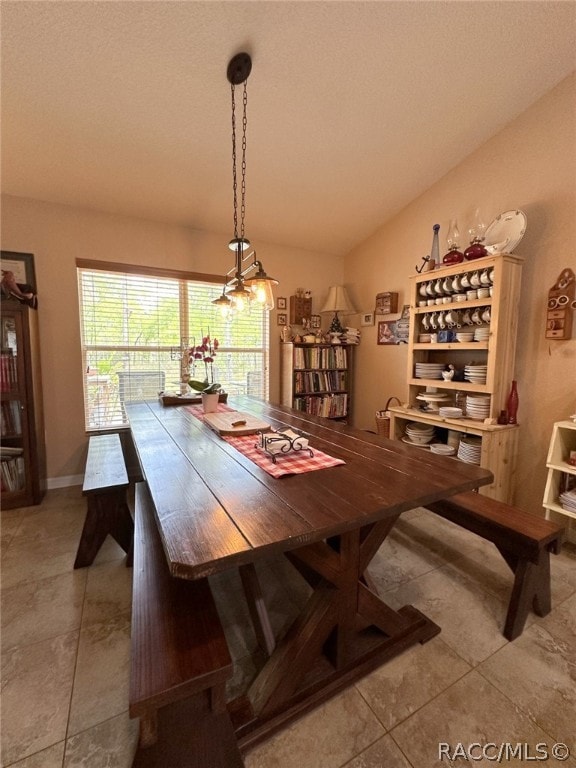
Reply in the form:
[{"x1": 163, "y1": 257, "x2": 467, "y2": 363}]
[{"x1": 256, "y1": 428, "x2": 314, "y2": 464}]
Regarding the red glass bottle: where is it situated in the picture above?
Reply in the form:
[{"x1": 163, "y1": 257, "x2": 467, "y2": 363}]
[{"x1": 507, "y1": 380, "x2": 519, "y2": 424}]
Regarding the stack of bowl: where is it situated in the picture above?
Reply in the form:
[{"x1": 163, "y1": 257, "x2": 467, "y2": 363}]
[
  {"x1": 404, "y1": 422, "x2": 435, "y2": 445},
  {"x1": 456, "y1": 332, "x2": 474, "y2": 343}
]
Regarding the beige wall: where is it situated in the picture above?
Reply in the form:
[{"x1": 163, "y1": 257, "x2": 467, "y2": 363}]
[
  {"x1": 0, "y1": 195, "x2": 342, "y2": 482},
  {"x1": 2, "y1": 73, "x2": 575, "y2": 528},
  {"x1": 345, "y1": 73, "x2": 576, "y2": 527}
]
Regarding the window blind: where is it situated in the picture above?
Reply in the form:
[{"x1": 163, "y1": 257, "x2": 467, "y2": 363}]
[{"x1": 77, "y1": 265, "x2": 269, "y2": 430}]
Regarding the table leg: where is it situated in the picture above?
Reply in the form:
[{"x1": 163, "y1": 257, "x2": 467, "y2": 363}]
[
  {"x1": 239, "y1": 563, "x2": 276, "y2": 657},
  {"x1": 231, "y1": 515, "x2": 440, "y2": 749}
]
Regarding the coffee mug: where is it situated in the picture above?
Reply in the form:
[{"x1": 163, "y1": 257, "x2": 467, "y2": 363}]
[
  {"x1": 462, "y1": 309, "x2": 473, "y2": 326},
  {"x1": 481, "y1": 307, "x2": 491, "y2": 323},
  {"x1": 470, "y1": 271, "x2": 481, "y2": 288},
  {"x1": 430, "y1": 312, "x2": 438, "y2": 329},
  {"x1": 471, "y1": 308, "x2": 483, "y2": 325},
  {"x1": 445, "y1": 309, "x2": 460, "y2": 327},
  {"x1": 460, "y1": 273, "x2": 471, "y2": 289},
  {"x1": 442, "y1": 277, "x2": 453, "y2": 294},
  {"x1": 437, "y1": 311, "x2": 446, "y2": 329},
  {"x1": 422, "y1": 314, "x2": 430, "y2": 331},
  {"x1": 480, "y1": 269, "x2": 491, "y2": 286},
  {"x1": 452, "y1": 275, "x2": 462, "y2": 292}
]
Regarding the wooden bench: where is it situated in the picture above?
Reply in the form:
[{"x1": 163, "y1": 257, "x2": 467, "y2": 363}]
[
  {"x1": 74, "y1": 434, "x2": 133, "y2": 568},
  {"x1": 129, "y1": 482, "x2": 244, "y2": 768},
  {"x1": 425, "y1": 492, "x2": 564, "y2": 641}
]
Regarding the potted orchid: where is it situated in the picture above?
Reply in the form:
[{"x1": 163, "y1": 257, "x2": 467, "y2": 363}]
[{"x1": 188, "y1": 332, "x2": 221, "y2": 411}]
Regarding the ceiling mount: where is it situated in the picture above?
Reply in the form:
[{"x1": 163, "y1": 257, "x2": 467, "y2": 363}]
[{"x1": 227, "y1": 53, "x2": 252, "y2": 85}]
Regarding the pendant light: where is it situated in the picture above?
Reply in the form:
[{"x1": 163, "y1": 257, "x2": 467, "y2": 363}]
[{"x1": 213, "y1": 52, "x2": 278, "y2": 316}]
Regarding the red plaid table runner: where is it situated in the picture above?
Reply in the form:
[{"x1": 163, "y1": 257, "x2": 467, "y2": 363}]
[{"x1": 185, "y1": 404, "x2": 345, "y2": 478}]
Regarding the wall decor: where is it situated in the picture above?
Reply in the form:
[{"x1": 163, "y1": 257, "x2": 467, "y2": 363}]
[
  {"x1": 1, "y1": 250, "x2": 36, "y2": 286},
  {"x1": 310, "y1": 314, "x2": 321, "y2": 329},
  {"x1": 377, "y1": 319, "x2": 409, "y2": 345},
  {"x1": 277, "y1": 313, "x2": 287, "y2": 326},
  {"x1": 375, "y1": 292, "x2": 398, "y2": 315},
  {"x1": 546, "y1": 267, "x2": 574, "y2": 340},
  {"x1": 277, "y1": 296, "x2": 287, "y2": 310},
  {"x1": 361, "y1": 312, "x2": 375, "y2": 326}
]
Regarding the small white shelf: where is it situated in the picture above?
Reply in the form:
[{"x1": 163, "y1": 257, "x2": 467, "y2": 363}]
[{"x1": 542, "y1": 421, "x2": 576, "y2": 533}]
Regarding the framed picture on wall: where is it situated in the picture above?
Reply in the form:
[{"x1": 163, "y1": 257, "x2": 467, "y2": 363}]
[
  {"x1": 310, "y1": 314, "x2": 321, "y2": 329},
  {"x1": 276, "y1": 297, "x2": 287, "y2": 310},
  {"x1": 277, "y1": 313, "x2": 287, "y2": 326},
  {"x1": 0, "y1": 251, "x2": 36, "y2": 290},
  {"x1": 361, "y1": 312, "x2": 374, "y2": 326}
]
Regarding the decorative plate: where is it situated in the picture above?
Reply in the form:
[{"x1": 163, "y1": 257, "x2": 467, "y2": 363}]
[{"x1": 484, "y1": 210, "x2": 527, "y2": 254}]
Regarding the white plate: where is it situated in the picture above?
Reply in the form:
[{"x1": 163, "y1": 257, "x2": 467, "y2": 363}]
[
  {"x1": 402, "y1": 436, "x2": 432, "y2": 448},
  {"x1": 484, "y1": 210, "x2": 527, "y2": 254}
]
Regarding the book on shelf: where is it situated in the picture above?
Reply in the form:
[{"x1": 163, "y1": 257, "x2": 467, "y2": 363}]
[
  {"x1": 0, "y1": 400, "x2": 22, "y2": 436},
  {"x1": 0, "y1": 349, "x2": 17, "y2": 392},
  {"x1": 0, "y1": 455, "x2": 25, "y2": 492}
]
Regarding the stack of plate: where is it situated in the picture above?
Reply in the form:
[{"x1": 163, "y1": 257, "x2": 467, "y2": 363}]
[
  {"x1": 416, "y1": 392, "x2": 451, "y2": 411},
  {"x1": 404, "y1": 422, "x2": 435, "y2": 445},
  {"x1": 415, "y1": 363, "x2": 444, "y2": 380},
  {"x1": 438, "y1": 406, "x2": 463, "y2": 418},
  {"x1": 430, "y1": 443, "x2": 456, "y2": 456},
  {"x1": 474, "y1": 327, "x2": 490, "y2": 342},
  {"x1": 464, "y1": 364, "x2": 487, "y2": 384},
  {"x1": 457, "y1": 435, "x2": 482, "y2": 464},
  {"x1": 466, "y1": 395, "x2": 491, "y2": 420}
]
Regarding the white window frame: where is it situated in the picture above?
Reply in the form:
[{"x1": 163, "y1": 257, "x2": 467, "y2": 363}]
[{"x1": 77, "y1": 260, "x2": 269, "y2": 431}]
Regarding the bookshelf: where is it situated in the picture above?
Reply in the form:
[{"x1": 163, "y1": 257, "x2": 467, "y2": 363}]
[
  {"x1": 280, "y1": 342, "x2": 353, "y2": 420},
  {"x1": 1, "y1": 302, "x2": 46, "y2": 508}
]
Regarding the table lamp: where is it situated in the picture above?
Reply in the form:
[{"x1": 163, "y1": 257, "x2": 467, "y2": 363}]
[{"x1": 320, "y1": 286, "x2": 356, "y2": 334}]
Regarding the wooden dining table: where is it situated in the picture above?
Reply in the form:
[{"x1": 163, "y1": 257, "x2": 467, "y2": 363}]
[{"x1": 126, "y1": 397, "x2": 493, "y2": 750}]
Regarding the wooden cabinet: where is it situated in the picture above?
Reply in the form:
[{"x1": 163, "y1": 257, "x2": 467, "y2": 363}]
[
  {"x1": 289, "y1": 295, "x2": 312, "y2": 325},
  {"x1": 389, "y1": 253, "x2": 523, "y2": 503},
  {"x1": 1, "y1": 302, "x2": 46, "y2": 509},
  {"x1": 543, "y1": 421, "x2": 576, "y2": 538},
  {"x1": 280, "y1": 342, "x2": 353, "y2": 420}
]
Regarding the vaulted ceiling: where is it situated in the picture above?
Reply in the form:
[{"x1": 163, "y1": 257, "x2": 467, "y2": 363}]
[{"x1": 1, "y1": 1, "x2": 575, "y2": 256}]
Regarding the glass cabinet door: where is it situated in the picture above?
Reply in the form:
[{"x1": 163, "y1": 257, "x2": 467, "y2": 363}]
[{"x1": 1, "y1": 312, "x2": 28, "y2": 494}]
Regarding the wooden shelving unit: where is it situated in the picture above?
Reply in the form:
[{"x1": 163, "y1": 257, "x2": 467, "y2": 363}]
[
  {"x1": 389, "y1": 253, "x2": 523, "y2": 503},
  {"x1": 280, "y1": 342, "x2": 353, "y2": 421},
  {"x1": 1, "y1": 302, "x2": 46, "y2": 509},
  {"x1": 543, "y1": 421, "x2": 576, "y2": 536}
]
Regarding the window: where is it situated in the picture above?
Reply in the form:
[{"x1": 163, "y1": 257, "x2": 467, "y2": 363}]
[{"x1": 77, "y1": 262, "x2": 269, "y2": 430}]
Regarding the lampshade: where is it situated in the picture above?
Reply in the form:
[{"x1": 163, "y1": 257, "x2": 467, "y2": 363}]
[{"x1": 320, "y1": 286, "x2": 356, "y2": 314}]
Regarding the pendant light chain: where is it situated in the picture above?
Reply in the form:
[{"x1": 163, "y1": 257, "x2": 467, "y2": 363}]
[
  {"x1": 230, "y1": 80, "x2": 248, "y2": 242},
  {"x1": 231, "y1": 82, "x2": 238, "y2": 240},
  {"x1": 240, "y1": 81, "x2": 247, "y2": 241}
]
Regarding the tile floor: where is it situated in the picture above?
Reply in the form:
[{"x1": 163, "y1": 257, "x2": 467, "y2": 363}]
[{"x1": 1, "y1": 487, "x2": 575, "y2": 767}]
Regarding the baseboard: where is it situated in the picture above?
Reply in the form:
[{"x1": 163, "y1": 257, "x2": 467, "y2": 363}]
[{"x1": 47, "y1": 474, "x2": 84, "y2": 489}]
